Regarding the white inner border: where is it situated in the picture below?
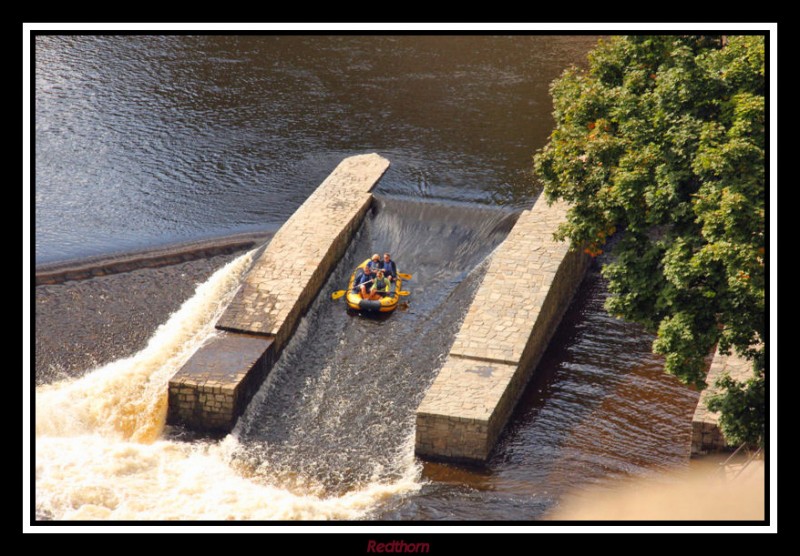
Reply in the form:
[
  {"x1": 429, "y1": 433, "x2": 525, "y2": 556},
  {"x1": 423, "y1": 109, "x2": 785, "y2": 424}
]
[{"x1": 23, "y1": 22, "x2": 778, "y2": 534}]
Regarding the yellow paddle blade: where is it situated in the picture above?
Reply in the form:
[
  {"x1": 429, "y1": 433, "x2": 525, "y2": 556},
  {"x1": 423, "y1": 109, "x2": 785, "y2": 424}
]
[
  {"x1": 397, "y1": 273, "x2": 412, "y2": 280},
  {"x1": 396, "y1": 290, "x2": 410, "y2": 296},
  {"x1": 331, "y1": 290, "x2": 347, "y2": 300}
]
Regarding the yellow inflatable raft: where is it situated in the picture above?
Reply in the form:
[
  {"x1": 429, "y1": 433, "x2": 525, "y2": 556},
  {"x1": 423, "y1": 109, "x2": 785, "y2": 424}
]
[{"x1": 345, "y1": 259, "x2": 404, "y2": 313}]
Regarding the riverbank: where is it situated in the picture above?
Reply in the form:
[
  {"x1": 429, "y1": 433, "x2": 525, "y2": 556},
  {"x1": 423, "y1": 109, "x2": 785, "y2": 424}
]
[{"x1": 34, "y1": 237, "x2": 269, "y2": 384}]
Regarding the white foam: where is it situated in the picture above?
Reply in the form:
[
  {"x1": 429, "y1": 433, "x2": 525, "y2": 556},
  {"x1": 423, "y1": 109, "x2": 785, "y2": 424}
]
[
  {"x1": 35, "y1": 250, "x2": 422, "y2": 520},
  {"x1": 35, "y1": 251, "x2": 255, "y2": 441},
  {"x1": 36, "y1": 434, "x2": 421, "y2": 520}
]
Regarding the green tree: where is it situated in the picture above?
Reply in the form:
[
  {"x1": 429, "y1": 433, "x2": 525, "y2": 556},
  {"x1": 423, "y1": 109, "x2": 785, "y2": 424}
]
[{"x1": 534, "y1": 35, "x2": 765, "y2": 447}]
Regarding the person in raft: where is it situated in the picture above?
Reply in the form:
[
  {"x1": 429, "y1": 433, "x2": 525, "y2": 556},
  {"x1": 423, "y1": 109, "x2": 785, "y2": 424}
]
[
  {"x1": 379, "y1": 252, "x2": 397, "y2": 282},
  {"x1": 366, "y1": 253, "x2": 381, "y2": 272},
  {"x1": 354, "y1": 264, "x2": 374, "y2": 298},
  {"x1": 369, "y1": 270, "x2": 390, "y2": 299}
]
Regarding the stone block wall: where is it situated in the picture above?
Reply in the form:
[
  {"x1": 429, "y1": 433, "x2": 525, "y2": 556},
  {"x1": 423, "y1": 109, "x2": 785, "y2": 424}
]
[
  {"x1": 167, "y1": 332, "x2": 275, "y2": 432},
  {"x1": 215, "y1": 153, "x2": 390, "y2": 344},
  {"x1": 416, "y1": 358, "x2": 517, "y2": 461},
  {"x1": 168, "y1": 154, "x2": 390, "y2": 433},
  {"x1": 415, "y1": 198, "x2": 590, "y2": 463},
  {"x1": 691, "y1": 347, "x2": 755, "y2": 455},
  {"x1": 495, "y1": 246, "x2": 590, "y2": 436}
]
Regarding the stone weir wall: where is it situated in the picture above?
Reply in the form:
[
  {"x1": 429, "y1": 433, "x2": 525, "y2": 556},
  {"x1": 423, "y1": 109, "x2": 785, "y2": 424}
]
[
  {"x1": 691, "y1": 347, "x2": 754, "y2": 455},
  {"x1": 415, "y1": 198, "x2": 589, "y2": 463},
  {"x1": 167, "y1": 154, "x2": 391, "y2": 432}
]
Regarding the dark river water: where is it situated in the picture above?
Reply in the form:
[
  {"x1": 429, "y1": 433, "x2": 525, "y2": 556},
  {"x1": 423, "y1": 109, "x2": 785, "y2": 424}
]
[
  {"x1": 35, "y1": 35, "x2": 593, "y2": 264},
  {"x1": 33, "y1": 35, "x2": 701, "y2": 521}
]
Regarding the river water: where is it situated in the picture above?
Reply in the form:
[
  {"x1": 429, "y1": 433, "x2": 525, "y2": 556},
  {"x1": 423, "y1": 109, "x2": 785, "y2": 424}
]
[
  {"x1": 35, "y1": 35, "x2": 591, "y2": 264},
  {"x1": 33, "y1": 35, "x2": 700, "y2": 521}
]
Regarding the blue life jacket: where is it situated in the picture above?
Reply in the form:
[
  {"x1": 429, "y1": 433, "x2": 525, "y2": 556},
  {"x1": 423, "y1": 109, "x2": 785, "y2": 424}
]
[
  {"x1": 381, "y1": 259, "x2": 397, "y2": 278},
  {"x1": 354, "y1": 269, "x2": 373, "y2": 291}
]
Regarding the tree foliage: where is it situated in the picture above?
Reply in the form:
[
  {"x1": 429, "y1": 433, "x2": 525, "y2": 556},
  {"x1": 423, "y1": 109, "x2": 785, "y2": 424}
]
[{"x1": 534, "y1": 36, "x2": 765, "y2": 446}]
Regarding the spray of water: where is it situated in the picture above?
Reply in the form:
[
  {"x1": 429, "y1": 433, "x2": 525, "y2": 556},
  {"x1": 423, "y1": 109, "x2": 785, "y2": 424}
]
[
  {"x1": 35, "y1": 251, "x2": 256, "y2": 442},
  {"x1": 35, "y1": 434, "x2": 421, "y2": 520},
  {"x1": 34, "y1": 249, "x2": 424, "y2": 520},
  {"x1": 34, "y1": 199, "x2": 521, "y2": 520}
]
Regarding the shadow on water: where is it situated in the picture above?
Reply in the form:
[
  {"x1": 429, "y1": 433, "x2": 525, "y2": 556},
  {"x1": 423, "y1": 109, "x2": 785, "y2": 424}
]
[{"x1": 230, "y1": 197, "x2": 519, "y2": 496}]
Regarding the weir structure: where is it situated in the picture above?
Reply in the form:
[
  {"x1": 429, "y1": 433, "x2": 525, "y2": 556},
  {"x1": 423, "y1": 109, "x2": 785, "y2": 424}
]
[
  {"x1": 415, "y1": 198, "x2": 589, "y2": 463},
  {"x1": 167, "y1": 154, "x2": 390, "y2": 432},
  {"x1": 691, "y1": 348, "x2": 754, "y2": 455}
]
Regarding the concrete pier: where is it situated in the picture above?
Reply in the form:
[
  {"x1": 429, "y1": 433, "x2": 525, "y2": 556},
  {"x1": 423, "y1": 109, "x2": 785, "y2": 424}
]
[
  {"x1": 168, "y1": 154, "x2": 390, "y2": 432},
  {"x1": 415, "y1": 198, "x2": 589, "y2": 463},
  {"x1": 691, "y1": 348, "x2": 754, "y2": 455}
]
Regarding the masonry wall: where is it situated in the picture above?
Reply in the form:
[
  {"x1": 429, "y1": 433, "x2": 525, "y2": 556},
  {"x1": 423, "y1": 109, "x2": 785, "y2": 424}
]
[
  {"x1": 691, "y1": 347, "x2": 754, "y2": 455},
  {"x1": 167, "y1": 154, "x2": 390, "y2": 433},
  {"x1": 415, "y1": 198, "x2": 590, "y2": 463},
  {"x1": 167, "y1": 333, "x2": 275, "y2": 432}
]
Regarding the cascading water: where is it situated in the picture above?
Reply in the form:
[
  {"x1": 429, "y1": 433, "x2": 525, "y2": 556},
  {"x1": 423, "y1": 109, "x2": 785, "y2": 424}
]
[
  {"x1": 32, "y1": 35, "x2": 707, "y2": 522},
  {"x1": 229, "y1": 198, "x2": 517, "y2": 499},
  {"x1": 34, "y1": 198, "x2": 517, "y2": 520},
  {"x1": 35, "y1": 251, "x2": 256, "y2": 443}
]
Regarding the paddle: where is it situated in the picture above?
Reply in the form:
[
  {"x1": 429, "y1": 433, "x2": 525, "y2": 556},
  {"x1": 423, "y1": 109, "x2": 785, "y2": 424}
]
[
  {"x1": 332, "y1": 288, "x2": 410, "y2": 299},
  {"x1": 331, "y1": 277, "x2": 377, "y2": 300},
  {"x1": 397, "y1": 272, "x2": 412, "y2": 280},
  {"x1": 332, "y1": 281, "x2": 411, "y2": 300}
]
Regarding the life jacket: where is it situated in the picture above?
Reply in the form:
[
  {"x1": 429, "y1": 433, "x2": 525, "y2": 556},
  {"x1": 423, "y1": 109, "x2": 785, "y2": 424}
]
[
  {"x1": 381, "y1": 260, "x2": 397, "y2": 278},
  {"x1": 354, "y1": 269, "x2": 372, "y2": 291}
]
